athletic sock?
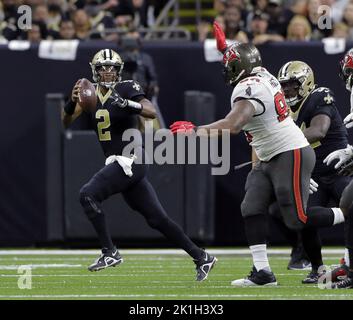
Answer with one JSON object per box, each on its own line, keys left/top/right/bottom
{"left": 345, "top": 248, "right": 350, "bottom": 267}
{"left": 89, "top": 214, "right": 115, "bottom": 250}
{"left": 332, "top": 208, "right": 345, "bottom": 225}
{"left": 250, "top": 244, "right": 271, "bottom": 272}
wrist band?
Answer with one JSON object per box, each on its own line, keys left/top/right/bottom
{"left": 64, "top": 99, "right": 76, "bottom": 115}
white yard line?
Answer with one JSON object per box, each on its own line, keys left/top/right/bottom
{"left": 0, "top": 294, "right": 351, "bottom": 299}
{"left": 0, "top": 264, "right": 82, "bottom": 270}
{"left": 0, "top": 249, "right": 345, "bottom": 255}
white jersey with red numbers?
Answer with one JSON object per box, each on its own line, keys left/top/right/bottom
{"left": 231, "top": 67, "right": 309, "bottom": 161}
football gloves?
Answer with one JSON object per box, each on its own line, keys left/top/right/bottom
{"left": 110, "top": 87, "right": 128, "bottom": 108}
{"left": 170, "top": 121, "right": 196, "bottom": 134}
{"left": 323, "top": 145, "right": 353, "bottom": 176}
{"left": 343, "top": 112, "right": 353, "bottom": 129}
{"left": 213, "top": 21, "right": 228, "bottom": 54}
{"left": 109, "top": 87, "right": 142, "bottom": 114}
{"left": 309, "top": 178, "right": 318, "bottom": 194}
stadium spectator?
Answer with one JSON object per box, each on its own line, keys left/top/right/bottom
{"left": 23, "top": 20, "right": 48, "bottom": 42}
{"left": 119, "top": 30, "right": 158, "bottom": 98}
{"left": 197, "top": 20, "right": 212, "bottom": 42}
{"left": 47, "top": 0, "right": 65, "bottom": 31}
{"left": 33, "top": 4, "right": 50, "bottom": 25}
{"left": 265, "top": 0, "right": 294, "bottom": 37}
{"left": 2, "top": 0, "right": 21, "bottom": 26}
{"left": 215, "top": 0, "right": 249, "bottom": 22}
{"left": 247, "top": 10, "right": 283, "bottom": 44}
{"left": 342, "top": 2, "right": 353, "bottom": 40}
{"left": 85, "top": 3, "right": 115, "bottom": 40}
{"left": 288, "top": 0, "right": 308, "bottom": 15}
{"left": 197, "top": 15, "right": 226, "bottom": 42}
{"left": 306, "top": 0, "right": 331, "bottom": 39}
{"left": 287, "top": 15, "right": 312, "bottom": 41}
{"left": 224, "top": 5, "right": 248, "bottom": 41}
{"left": 111, "top": 0, "right": 148, "bottom": 28}
{"left": 53, "top": 18, "right": 77, "bottom": 39}
{"left": 331, "top": 22, "right": 349, "bottom": 38}
{"left": 72, "top": 8, "right": 92, "bottom": 40}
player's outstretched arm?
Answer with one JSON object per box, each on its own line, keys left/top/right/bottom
{"left": 170, "top": 100, "right": 255, "bottom": 136}
{"left": 61, "top": 80, "right": 83, "bottom": 129}
{"left": 197, "top": 99, "right": 255, "bottom": 135}
{"left": 302, "top": 114, "right": 331, "bottom": 143}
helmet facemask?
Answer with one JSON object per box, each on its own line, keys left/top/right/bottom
{"left": 280, "top": 79, "right": 302, "bottom": 108}
{"left": 278, "top": 61, "right": 314, "bottom": 110}
{"left": 94, "top": 64, "right": 122, "bottom": 88}
{"left": 90, "top": 49, "right": 124, "bottom": 89}
{"left": 339, "top": 58, "right": 353, "bottom": 91}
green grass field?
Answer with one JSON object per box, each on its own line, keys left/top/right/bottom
{"left": 0, "top": 249, "right": 352, "bottom": 300}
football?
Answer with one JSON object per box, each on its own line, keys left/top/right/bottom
{"left": 78, "top": 78, "right": 97, "bottom": 112}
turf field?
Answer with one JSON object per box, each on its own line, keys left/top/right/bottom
{"left": 0, "top": 248, "right": 352, "bottom": 300}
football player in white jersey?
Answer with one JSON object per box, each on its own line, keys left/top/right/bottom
{"left": 321, "top": 48, "right": 353, "bottom": 288}
{"left": 170, "top": 22, "right": 319, "bottom": 286}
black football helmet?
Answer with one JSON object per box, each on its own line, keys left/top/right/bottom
{"left": 222, "top": 43, "right": 262, "bottom": 86}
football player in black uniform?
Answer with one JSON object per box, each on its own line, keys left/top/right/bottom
{"left": 273, "top": 61, "right": 349, "bottom": 283}
{"left": 61, "top": 49, "right": 217, "bottom": 281}
{"left": 322, "top": 49, "right": 353, "bottom": 288}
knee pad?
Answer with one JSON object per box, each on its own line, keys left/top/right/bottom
{"left": 79, "top": 186, "right": 102, "bottom": 219}
{"left": 240, "top": 199, "right": 266, "bottom": 218}
{"left": 275, "top": 187, "right": 292, "bottom": 208}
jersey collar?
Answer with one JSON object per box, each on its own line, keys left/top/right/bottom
{"left": 96, "top": 85, "right": 113, "bottom": 105}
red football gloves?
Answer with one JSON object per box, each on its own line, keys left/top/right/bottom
{"left": 213, "top": 21, "right": 228, "bottom": 54}
{"left": 170, "top": 121, "right": 196, "bottom": 134}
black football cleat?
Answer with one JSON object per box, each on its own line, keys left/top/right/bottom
{"left": 88, "top": 247, "right": 123, "bottom": 272}
{"left": 231, "top": 266, "right": 277, "bottom": 286}
{"left": 194, "top": 251, "right": 217, "bottom": 281}
{"left": 302, "top": 269, "right": 322, "bottom": 284}
{"left": 287, "top": 247, "right": 311, "bottom": 270}
{"left": 332, "top": 277, "right": 353, "bottom": 289}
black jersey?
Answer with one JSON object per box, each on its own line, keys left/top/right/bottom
{"left": 85, "top": 80, "right": 145, "bottom": 157}
{"left": 293, "top": 86, "right": 348, "bottom": 177}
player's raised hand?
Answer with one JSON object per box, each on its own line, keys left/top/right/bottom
{"left": 170, "top": 121, "right": 196, "bottom": 134}
{"left": 71, "top": 79, "right": 82, "bottom": 103}
{"left": 109, "top": 87, "right": 128, "bottom": 108}
{"left": 323, "top": 145, "right": 353, "bottom": 169}
{"left": 213, "top": 21, "right": 227, "bottom": 54}
{"left": 343, "top": 112, "right": 353, "bottom": 129}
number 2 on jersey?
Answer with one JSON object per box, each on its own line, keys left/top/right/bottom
{"left": 96, "top": 109, "right": 111, "bottom": 141}
{"left": 274, "top": 91, "right": 289, "bottom": 122}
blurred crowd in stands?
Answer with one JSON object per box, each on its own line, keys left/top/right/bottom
{"left": 0, "top": 0, "right": 353, "bottom": 43}
{"left": 197, "top": 0, "right": 352, "bottom": 44}
{"left": 0, "top": 0, "right": 167, "bottom": 42}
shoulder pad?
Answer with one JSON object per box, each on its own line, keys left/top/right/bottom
{"left": 239, "top": 76, "right": 261, "bottom": 85}
{"left": 311, "top": 87, "right": 335, "bottom": 105}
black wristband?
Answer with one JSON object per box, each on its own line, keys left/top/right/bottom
{"left": 64, "top": 99, "right": 76, "bottom": 115}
